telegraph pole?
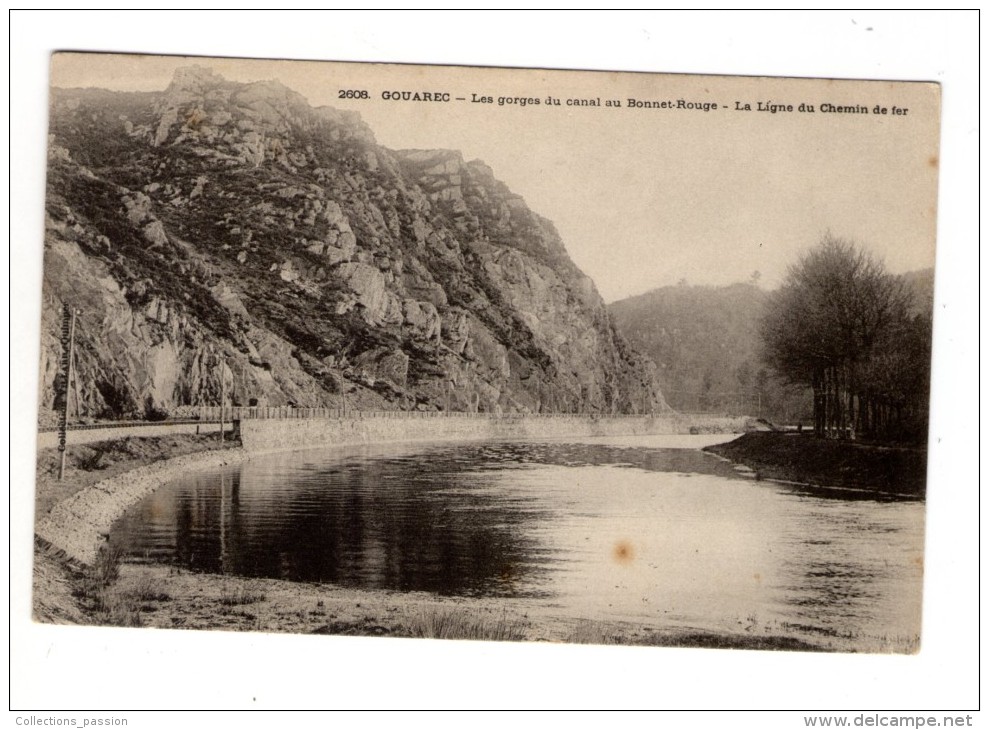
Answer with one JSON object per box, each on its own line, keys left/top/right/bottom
{"left": 219, "top": 354, "right": 226, "bottom": 444}
{"left": 336, "top": 371, "right": 347, "bottom": 416}
{"left": 199, "top": 349, "right": 206, "bottom": 425}
{"left": 57, "top": 307, "right": 78, "bottom": 480}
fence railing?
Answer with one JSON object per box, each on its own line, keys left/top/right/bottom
{"left": 38, "top": 418, "right": 216, "bottom": 433}
{"left": 41, "top": 407, "right": 680, "bottom": 431}
{"left": 194, "top": 406, "right": 671, "bottom": 421}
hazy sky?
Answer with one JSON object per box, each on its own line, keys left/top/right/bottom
{"left": 51, "top": 53, "right": 941, "bottom": 302}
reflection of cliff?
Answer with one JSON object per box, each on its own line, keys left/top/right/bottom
{"left": 40, "top": 66, "right": 666, "bottom": 424}
{"left": 114, "top": 451, "right": 547, "bottom": 596}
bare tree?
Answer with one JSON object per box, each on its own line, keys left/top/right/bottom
{"left": 760, "top": 234, "right": 920, "bottom": 441}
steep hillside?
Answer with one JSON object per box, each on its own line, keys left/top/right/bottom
{"left": 609, "top": 283, "right": 810, "bottom": 422}
{"left": 39, "top": 67, "right": 666, "bottom": 424}
{"left": 609, "top": 271, "right": 934, "bottom": 424}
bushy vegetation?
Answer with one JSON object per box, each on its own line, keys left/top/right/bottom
{"left": 71, "top": 544, "right": 144, "bottom": 627}
{"left": 51, "top": 165, "right": 237, "bottom": 343}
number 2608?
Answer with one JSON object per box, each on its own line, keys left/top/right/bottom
{"left": 339, "top": 90, "right": 370, "bottom": 99}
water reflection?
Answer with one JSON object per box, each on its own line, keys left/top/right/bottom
{"left": 123, "top": 452, "right": 556, "bottom": 596}
{"left": 111, "top": 437, "right": 925, "bottom": 647}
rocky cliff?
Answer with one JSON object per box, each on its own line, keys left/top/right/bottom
{"left": 39, "top": 66, "right": 667, "bottom": 424}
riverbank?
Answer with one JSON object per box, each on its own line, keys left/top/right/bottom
{"left": 35, "top": 422, "right": 915, "bottom": 652}
{"left": 35, "top": 435, "right": 248, "bottom": 565}
{"left": 704, "top": 432, "right": 928, "bottom": 499}
{"left": 35, "top": 433, "right": 241, "bottom": 518}
{"left": 33, "top": 434, "right": 249, "bottom": 625}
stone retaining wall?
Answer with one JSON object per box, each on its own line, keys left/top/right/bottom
{"left": 239, "top": 414, "right": 750, "bottom": 453}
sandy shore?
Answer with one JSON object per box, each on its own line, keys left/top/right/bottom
{"left": 62, "top": 557, "right": 830, "bottom": 651}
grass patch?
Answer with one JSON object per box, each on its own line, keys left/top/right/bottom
{"left": 127, "top": 573, "right": 172, "bottom": 602}
{"left": 405, "top": 607, "right": 528, "bottom": 642}
{"left": 92, "top": 543, "right": 123, "bottom": 585}
{"left": 71, "top": 544, "right": 143, "bottom": 627}
{"left": 565, "top": 620, "right": 627, "bottom": 646}
{"left": 219, "top": 585, "right": 267, "bottom": 606}
{"left": 90, "top": 589, "right": 144, "bottom": 627}
{"left": 34, "top": 433, "right": 242, "bottom": 518}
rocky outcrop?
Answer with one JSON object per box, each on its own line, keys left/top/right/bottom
{"left": 39, "top": 68, "right": 668, "bottom": 424}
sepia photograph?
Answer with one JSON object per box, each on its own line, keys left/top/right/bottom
{"left": 33, "top": 51, "right": 939, "bottom": 651}
{"left": 10, "top": 10, "right": 979, "bottom": 716}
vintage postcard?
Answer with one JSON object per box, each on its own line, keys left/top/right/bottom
{"left": 33, "top": 52, "right": 940, "bottom": 654}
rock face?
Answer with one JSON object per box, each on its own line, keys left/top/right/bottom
{"left": 38, "top": 68, "right": 668, "bottom": 423}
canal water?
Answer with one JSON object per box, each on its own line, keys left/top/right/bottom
{"left": 110, "top": 435, "right": 925, "bottom": 650}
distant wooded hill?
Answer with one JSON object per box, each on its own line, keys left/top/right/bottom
{"left": 608, "top": 270, "right": 934, "bottom": 425}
